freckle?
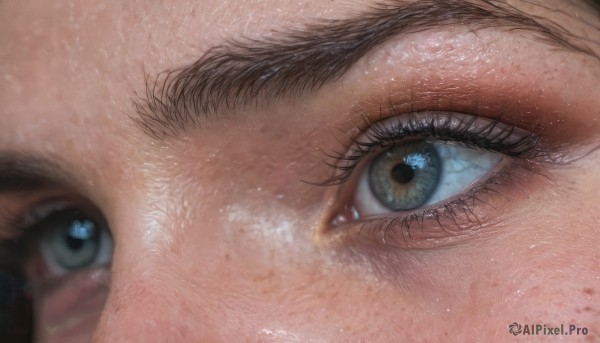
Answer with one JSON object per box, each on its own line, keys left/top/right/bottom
{"left": 583, "top": 288, "right": 594, "bottom": 295}
{"left": 575, "top": 308, "right": 581, "bottom": 314}
{"left": 224, "top": 253, "right": 230, "bottom": 260}
{"left": 583, "top": 306, "right": 592, "bottom": 312}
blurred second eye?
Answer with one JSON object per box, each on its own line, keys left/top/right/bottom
{"left": 27, "top": 208, "right": 113, "bottom": 280}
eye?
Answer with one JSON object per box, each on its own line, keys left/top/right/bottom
{"left": 0, "top": 203, "right": 114, "bottom": 340}
{"left": 322, "top": 112, "right": 540, "bottom": 227}
{"left": 24, "top": 206, "right": 113, "bottom": 280}
{"left": 356, "top": 139, "right": 503, "bottom": 216}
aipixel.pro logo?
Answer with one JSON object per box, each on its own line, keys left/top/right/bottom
{"left": 508, "top": 322, "right": 589, "bottom": 336}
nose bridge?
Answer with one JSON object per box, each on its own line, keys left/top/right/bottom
{"left": 89, "top": 189, "right": 308, "bottom": 341}
{"left": 92, "top": 263, "right": 220, "bottom": 342}
{"left": 93, "top": 263, "right": 172, "bottom": 341}
{"left": 87, "top": 173, "right": 246, "bottom": 341}
{"left": 91, "top": 211, "right": 218, "bottom": 342}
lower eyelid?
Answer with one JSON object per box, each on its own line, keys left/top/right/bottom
{"left": 323, "top": 159, "right": 545, "bottom": 249}
{"left": 34, "top": 266, "right": 110, "bottom": 334}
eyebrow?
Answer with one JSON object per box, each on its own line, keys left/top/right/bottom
{"left": 133, "top": 0, "right": 598, "bottom": 140}
{"left": 0, "top": 154, "right": 68, "bottom": 194}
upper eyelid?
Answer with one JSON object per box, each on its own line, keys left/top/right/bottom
{"left": 0, "top": 199, "right": 105, "bottom": 272}
{"left": 315, "top": 110, "right": 543, "bottom": 187}
{"left": 354, "top": 112, "right": 538, "bottom": 152}
{"left": 0, "top": 155, "right": 110, "bottom": 236}
{"left": 0, "top": 193, "right": 96, "bottom": 246}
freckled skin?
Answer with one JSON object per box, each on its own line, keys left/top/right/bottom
{"left": 0, "top": 0, "right": 599, "bottom": 342}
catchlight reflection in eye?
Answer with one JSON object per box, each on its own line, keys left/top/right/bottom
{"left": 355, "top": 140, "right": 503, "bottom": 217}
{"left": 368, "top": 140, "right": 441, "bottom": 211}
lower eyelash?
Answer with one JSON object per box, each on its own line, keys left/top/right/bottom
{"left": 347, "top": 160, "right": 547, "bottom": 248}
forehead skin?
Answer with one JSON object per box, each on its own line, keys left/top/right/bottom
{"left": 1, "top": 0, "right": 600, "bottom": 342}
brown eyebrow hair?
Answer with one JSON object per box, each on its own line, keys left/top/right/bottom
{"left": 0, "top": 154, "right": 71, "bottom": 195}
{"left": 133, "top": 0, "right": 598, "bottom": 140}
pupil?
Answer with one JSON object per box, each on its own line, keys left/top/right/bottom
{"left": 64, "top": 220, "right": 95, "bottom": 251}
{"left": 391, "top": 163, "right": 415, "bottom": 184}
{"left": 65, "top": 234, "right": 84, "bottom": 250}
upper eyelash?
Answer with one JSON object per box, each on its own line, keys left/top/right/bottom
{"left": 0, "top": 201, "right": 84, "bottom": 273}
{"left": 317, "top": 110, "right": 542, "bottom": 186}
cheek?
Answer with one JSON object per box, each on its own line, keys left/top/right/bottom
{"left": 492, "top": 278, "right": 600, "bottom": 338}
{"left": 455, "top": 234, "right": 600, "bottom": 339}
{"left": 108, "top": 186, "right": 431, "bottom": 340}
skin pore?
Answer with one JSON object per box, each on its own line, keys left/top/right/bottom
{"left": 0, "top": 0, "right": 599, "bottom": 342}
